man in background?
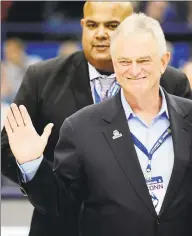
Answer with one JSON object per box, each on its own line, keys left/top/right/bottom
{"left": 1, "top": 2, "right": 192, "bottom": 236}
{"left": 5, "top": 12, "right": 192, "bottom": 236}
{"left": 2, "top": 38, "right": 42, "bottom": 103}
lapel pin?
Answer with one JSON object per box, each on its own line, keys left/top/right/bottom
{"left": 112, "top": 130, "right": 122, "bottom": 139}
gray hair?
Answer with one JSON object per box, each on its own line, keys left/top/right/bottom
{"left": 110, "top": 13, "right": 167, "bottom": 57}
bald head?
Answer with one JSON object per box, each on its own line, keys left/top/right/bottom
{"left": 81, "top": 1, "right": 133, "bottom": 72}
{"left": 83, "top": 2, "right": 133, "bottom": 20}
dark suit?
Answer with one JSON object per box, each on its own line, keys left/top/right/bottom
{"left": 20, "top": 90, "right": 192, "bottom": 236}
{"left": 1, "top": 51, "right": 192, "bottom": 236}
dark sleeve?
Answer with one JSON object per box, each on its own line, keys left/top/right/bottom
{"left": 161, "top": 66, "right": 192, "bottom": 100}
{"left": 1, "top": 65, "right": 39, "bottom": 183}
{"left": 174, "top": 72, "right": 192, "bottom": 100}
{"left": 20, "top": 118, "right": 86, "bottom": 217}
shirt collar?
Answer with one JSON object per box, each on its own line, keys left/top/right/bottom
{"left": 121, "top": 86, "right": 169, "bottom": 121}
{"left": 88, "top": 62, "right": 116, "bottom": 81}
{"left": 88, "top": 62, "right": 102, "bottom": 81}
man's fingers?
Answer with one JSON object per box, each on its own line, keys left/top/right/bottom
{"left": 4, "top": 118, "right": 13, "bottom": 137}
{"left": 19, "top": 105, "right": 33, "bottom": 127}
{"left": 6, "top": 107, "right": 18, "bottom": 131}
{"left": 41, "top": 123, "right": 54, "bottom": 143}
{"left": 10, "top": 103, "right": 25, "bottom": 127}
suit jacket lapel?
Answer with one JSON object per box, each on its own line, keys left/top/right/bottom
{"left": 70, "top": 51, "right": 93, "bottom": 109}
{"left": 159, "top": 93, "right": 192, "bottom": 216}
{"left": 102, "top": 93, "right": 157, "bottom": 217}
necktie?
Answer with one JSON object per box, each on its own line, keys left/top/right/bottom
{"left": 93, "top": 74, "right": 118, "bottom": 102}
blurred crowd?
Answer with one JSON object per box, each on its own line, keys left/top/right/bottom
{"left": 139, "top": 1, "right": 192, "bottom": 25}
{"left": 1, "top": 1, "right": 192, "bottom": 188}
{"left": 2, "top": 1, "right": 192, "bottom": 25}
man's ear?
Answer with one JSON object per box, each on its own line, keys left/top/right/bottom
{"left": 160, "top": 52, "right": 171, "bottom": 74}
{"left": 81, "top": 19, "right": 85, "bottom": 28}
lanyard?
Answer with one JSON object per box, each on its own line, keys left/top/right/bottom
{"left": 94, "top": 85, "right": 102, "bottom": 103}
{"left": 93, "top": 80, "right": 120, "bottom": 104}
{"left": 107, "top": 81, "right": 120, "bottom": 97}
{"left": 131, "top": 126, "right": 171, "bottom": 180}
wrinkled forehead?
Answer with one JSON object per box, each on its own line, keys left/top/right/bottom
{"left": 112, "top": 32, "right": 159, "bottom": 58}
{"left": 84, "top": 2, "right": 129, "bottom": 22}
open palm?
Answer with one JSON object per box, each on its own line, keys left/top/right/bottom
{"left": 4, "top": 104, "right": 53, "bottom": 164}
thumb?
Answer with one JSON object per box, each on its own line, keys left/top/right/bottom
{"left": 41, "top": 123, "right": 54, "bottom": 143}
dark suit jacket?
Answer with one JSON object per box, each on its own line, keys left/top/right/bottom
{"left": 20, "top": 90, "right": 192, "bottom": 236}
{"left": 1, "top": 51, "right": 192, "bottom": 236}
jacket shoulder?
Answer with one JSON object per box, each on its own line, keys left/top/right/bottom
{"left": 29, "top": 51, "right": 84, "bottom": 75}
{"left": 171, "top": 94, "right": 192, "bottom": 109}
{"left": 168, "top": 94, "right": 192, "bottom": 122}
{"left": 163, "top": 66, "right": 187, "bottom": 80}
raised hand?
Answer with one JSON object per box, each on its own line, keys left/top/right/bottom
{"left": 4, "top": 104, "right": 54, "bottom": 164}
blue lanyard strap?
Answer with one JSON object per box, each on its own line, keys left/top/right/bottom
{"left": 107, "top": 81, "right": 120, "bottom": 97}
{"left": 131, "top": 126, "right": 171, "bottom": 178}
{"left": 94, "top": 85, "right": 101, "bottom": 103}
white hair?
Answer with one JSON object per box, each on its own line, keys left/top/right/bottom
{"left": 110, "top": 12, "right": 167, "bottom": 57}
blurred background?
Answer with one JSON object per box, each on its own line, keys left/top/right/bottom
{"left": 1, "top": 1, "right": 192, "bottom": 235}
